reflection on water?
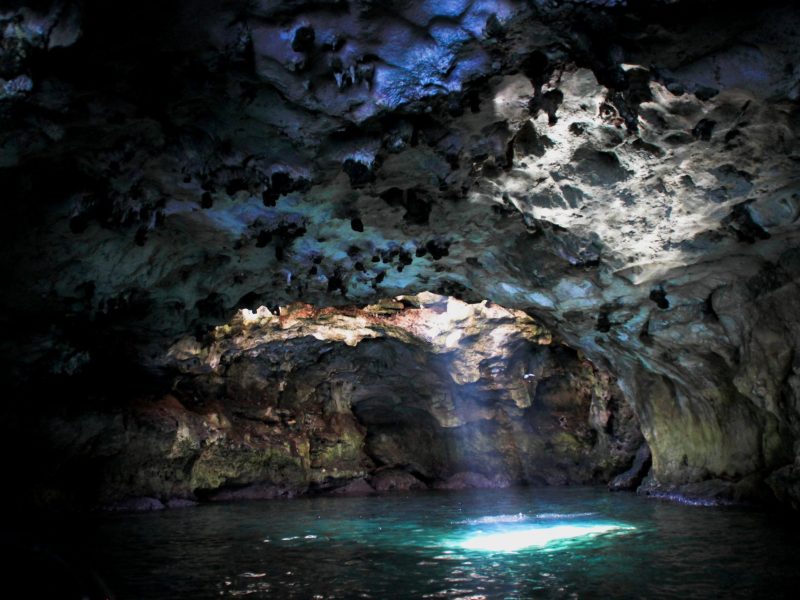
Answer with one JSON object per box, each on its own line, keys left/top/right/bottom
{"left": 455, "top": 523, "right": 632, "bottom": 552}
{"left": 13, "top": 487, "right": 800, "bottom": 599}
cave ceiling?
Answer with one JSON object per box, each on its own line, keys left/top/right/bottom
{"left": 2, "top": 0, "right": 800, "bottom": 506}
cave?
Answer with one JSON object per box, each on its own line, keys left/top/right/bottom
{"left": 2, "top": 0, "right": 800, "bottom": 598}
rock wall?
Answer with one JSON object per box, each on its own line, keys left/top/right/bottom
{"left": 1, "top": 1, "right": 800, "bottom": 508}
{"left": 18, "top": 295, "right": 641, "bottom": 508}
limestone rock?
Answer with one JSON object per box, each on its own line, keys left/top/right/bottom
{"left": 370, "top": 469, "right": 427, "bottom": 492}
{"left": 609, "top": 444, "right": 652, "bottom": 492}
{"left": 329, "top": 478, "right": 375, "bottom": 496}
{"left": 11, "top": 298, "right": 640, "bottom": 507}
{"left": 208, "top": 484, "right": 298, "bottom": 502}
{"left": 2, "top": 0, "right": 800, "bottom": 509}
{"left": 766, "top": 465, "right": 800, "bottom": 511}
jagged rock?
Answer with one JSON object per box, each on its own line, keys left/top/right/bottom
{"left": 2, "top": 0, "right": 800, "bottom": 509}
{"left": 328, "top": 478, "right": 375, "bottom": 496}
{"left": 208, "top": 484, "right": 299, "bottom": 502}
{"left": 766, "top": 465, "right": 800, "bottom": 511}
{"left": 16, "top": 296, "right": 639, "bottom": 506}
{"left": 609, "top": 444, "right": 652, "bottom": 492}
{"left": 370, "top": 469, "right": 427, "bottom": 492}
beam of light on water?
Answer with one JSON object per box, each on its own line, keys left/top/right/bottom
{"left": 456, "top": 523, "right": 632, "bottom": 552}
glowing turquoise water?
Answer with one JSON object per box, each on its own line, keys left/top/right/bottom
{"left": 39, "top": 487, "right": 800, "bottom": 598}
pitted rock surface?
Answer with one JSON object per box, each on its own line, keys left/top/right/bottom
{"left": 2, "top": 0, "right": 800, "bottom": 508}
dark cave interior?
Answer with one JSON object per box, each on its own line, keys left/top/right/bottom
{"left": 1, "top": 0, "right": 799, "bottom": 515}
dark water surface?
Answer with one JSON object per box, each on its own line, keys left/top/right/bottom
{"left": 15, "top": 487, "right": 800, "bottom": 599}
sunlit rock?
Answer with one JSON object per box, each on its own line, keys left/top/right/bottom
{"left": 11, "top": 295, "right": 640, "bottom": 506}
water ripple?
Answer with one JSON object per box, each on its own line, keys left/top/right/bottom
{"left": 457, "top": 513, "right": 528, "bottom": 525}
{"left": 75, "top": 486, "right": 800, "bottom": 599}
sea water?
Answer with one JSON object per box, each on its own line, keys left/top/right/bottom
{"left": 12, "top": 486, "right": 800, "bottom": 599}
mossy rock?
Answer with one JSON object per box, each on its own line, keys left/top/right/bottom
{"left": 190, "top": 444, "right": 307, "bottom": 491}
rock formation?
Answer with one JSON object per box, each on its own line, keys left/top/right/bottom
{"left": 1, "top": 0, "right": 799, "bottom": 509}
{"left": 15, "top": 294, "right": 642, "bottom": 507}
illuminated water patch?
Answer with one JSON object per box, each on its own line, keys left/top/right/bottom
{"left": 457, "top": 513, "right": 529, "bottom": 525}
{"left": 457, "top": 524, "right": 631, "bottom": 552}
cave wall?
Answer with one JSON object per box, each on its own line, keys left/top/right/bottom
{"left": 18, "top": 295, "right": 642, "bottom": 508}
{"left": 1, "top": 0, "right": 800, "bottom": 508}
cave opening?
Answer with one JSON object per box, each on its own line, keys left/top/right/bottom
{"left": 9, "top": 293, "right": 645, "bottom": 507}
{"left": 172, "top": 293, "right": 648, "bottom": 499}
